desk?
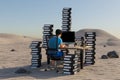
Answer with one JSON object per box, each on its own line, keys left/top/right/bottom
{"left": 60, "top": 46, "right": 91, "bottom": 50}
{"left": 43, "top": 46, "right": 91, "bottom": 69}
{"left": 60, "top": 46, "right": 90, "bottom": 69}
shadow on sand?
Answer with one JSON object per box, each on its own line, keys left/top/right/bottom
{"left": 0, "top": 62, "right": 67, "bottom": 79}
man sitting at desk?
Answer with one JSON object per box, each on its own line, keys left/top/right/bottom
{"left": 48, "top": 29, "right": 66, "bottom": 65}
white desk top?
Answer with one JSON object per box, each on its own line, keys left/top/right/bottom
{"left": 60, "top": 46, "right": 91, "bottom": 50}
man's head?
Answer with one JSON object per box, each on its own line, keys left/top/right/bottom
{"left": 56, "top": 29, "right": 62, "bottom": 36}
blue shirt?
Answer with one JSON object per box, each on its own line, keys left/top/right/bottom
{"left": 48, "top": 36, "right": 63, "bottom": 49}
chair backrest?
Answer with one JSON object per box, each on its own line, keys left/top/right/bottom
{"left": 46, "top": 35, "right": 58, "bottom": 56}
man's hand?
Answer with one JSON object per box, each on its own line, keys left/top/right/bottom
{"left": 60, "top": 44, "right": 68, "bottom": 48}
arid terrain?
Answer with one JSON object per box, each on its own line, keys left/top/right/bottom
{"left": 0, "top": 29, "right": 120, "bottom": 80}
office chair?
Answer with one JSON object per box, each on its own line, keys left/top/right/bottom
{"left": 45, "top": 35, "right": 63, "bottom": 72}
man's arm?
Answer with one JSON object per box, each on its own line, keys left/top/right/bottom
{"left": 58, "top": 37, "right": 67, "bottom": 48}
{"left": 60, "top": 44, "right": 66, "bottom": 48}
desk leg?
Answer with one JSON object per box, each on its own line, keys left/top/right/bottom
{"left": 80, "top": 49, "right": 83, "bottom": 69}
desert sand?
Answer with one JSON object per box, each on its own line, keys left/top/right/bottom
{"left": 0, "top": 29, "right": 120, "bottom": 80}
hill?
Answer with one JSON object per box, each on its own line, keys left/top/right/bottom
{"left": 75, "top": 29, "right": 120, "bottom": 46}
{"left": 76, "top": 29, "right": 118, "bottom": 39}
{"left": 0, "top": 33, "right": 40, "bottom": 44}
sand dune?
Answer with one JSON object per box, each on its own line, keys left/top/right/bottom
{"left": 0, "top": 33, "right": 39, "bottom": 44}
{"left": 76, "top": 29, "right": 120, "bottom": 46}
{"left": 76, "top": 29, "right": 119, "bottom": 38}
{"left": 0, "top": 30, "right": 120, "bottom": 80}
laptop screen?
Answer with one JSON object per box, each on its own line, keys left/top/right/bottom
{"left": 61, "top": 31, "right": 75, "bottom": 43}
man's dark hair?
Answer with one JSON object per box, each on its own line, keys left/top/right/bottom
{"left": 56, "top": 29, "right": 62, "bottom": 36}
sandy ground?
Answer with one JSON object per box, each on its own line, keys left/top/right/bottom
{"left": 0, "top": 33, "right": 120, "bottom": 80}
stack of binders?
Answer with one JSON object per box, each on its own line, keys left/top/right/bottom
{"left": 75, "top": 37, "right": 84, "bottom": 47}
{"left": 61, "top": 49, "right": 69, "bottom": 55}
{"left": 62, "top": 8, "right": 72, "bottom": 32}
{"left": 42, "top": 24, "right": 53, "bottom": 48}
{"left": 84, "top": 32, "right": 96, "bottom": 65}
{"left": 75, "top": 37, "right": 84, "bottom": 62}
{"left": 30, "top": 41, "right": 42, "bottom": 68}
{"left": 63, "top": 54, "right": 79, "bottom": 75}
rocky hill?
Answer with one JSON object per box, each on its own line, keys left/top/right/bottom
{"left": 0, "top": 33, "right": 40, "bottom": 44}
{"left": 75, "top": 29, "right": 120, "bottom": 46}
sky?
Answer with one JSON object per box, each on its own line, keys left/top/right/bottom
{"left": 0, "top": 0, "right": 120, "bottom": 38}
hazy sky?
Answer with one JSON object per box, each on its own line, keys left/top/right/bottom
{"left": 0, "top": 0, "right": 120, "bottom": 38}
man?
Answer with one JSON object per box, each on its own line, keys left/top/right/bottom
{"left": 48, "top": 29, "right": 66, "bottom": 57}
